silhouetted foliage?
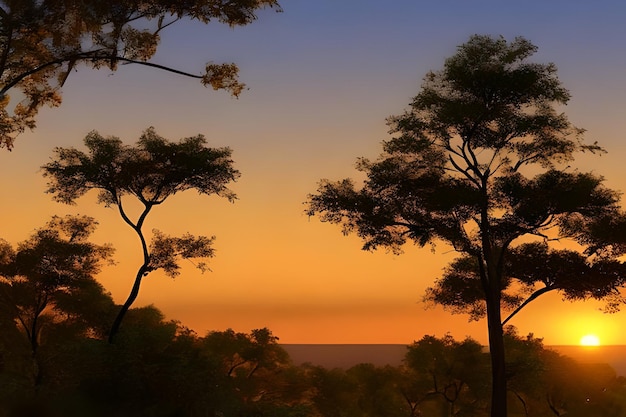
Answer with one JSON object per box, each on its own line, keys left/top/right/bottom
{"left": 0, "top": 215, "right": 114, "bottom": 412}
{"left": 346, "top": 363, "right": 409, "bottom": 417}
{"left": 203, "top": 327, "right": 289, "bottom": 379}
{"left": 41, "top": 127, "right": 240, "bottom": 342}
{"left": 0, "top": 0, "right": 281, "bottom": 148}
{"left": 0, "top": 216, "right": 113, "bottom": 351}
{"left": 200, "top": 327, "right": 313, "bottom": 415}
{"left": 304, "top": 365, "right": 359, "bottom": 417}
{"left": 306, "top": 34, "right": 626, "bottom": 417}
{"left": 426, "top": 242, "right": 626, "bottom": 325}
{"left": 405, "top": 334, "right": 490, "bottom": 416}
{"left": 1, "top": 309, "right": 625, "bottom": 417}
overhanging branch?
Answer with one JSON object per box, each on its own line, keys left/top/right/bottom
{"left": 501, "top": 286, "right": 554, "bottom": 326}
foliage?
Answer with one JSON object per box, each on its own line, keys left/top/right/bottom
{"left": 43, "top": 127, "right": 239, "bottom": 206}
{"left": 202, "top": 327, "right": 308, "bottom": 415}
{"left": 0, "top": 0, "right": 281, "bottom": 148}
{"left": 405, "top": 334, "right": 490, "bottom": 416}
{"left": 41, "top": 127, "right": 240, "bottom": 341}
{"left": 0, "top": 215, "right": 114, "bottom": 410}
{"left": 346, "top": 363, "right": 411, "bottom": 417}
{"left": 425, "top": 242, "right": 626, "bottom": 324}
{"left": 203, "top": 327, "right": 289, "bottom": 379}
{"left": 1, "top": 312, "right": 625, "bottom": 417}
{"left": 0, "top": 215, "right": 114, "bottom": 354}
{"left": 304, "top": 363, "right": 410, "bottom": 417}
{"left": 306, "top": 34, "right": 626, "bottom": 417}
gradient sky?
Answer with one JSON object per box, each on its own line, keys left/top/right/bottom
{"left": 2, "top": 0, "right": 626, "bottom": 345}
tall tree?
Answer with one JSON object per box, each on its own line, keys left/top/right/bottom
{"left": 306, "top": 35, "right": 626, "bottom": 417}
{"left": 42, "top": 127, "right": 240, "bottom": 342}
{"left": 0, "top": 0, "right": 281, "bottom": 148}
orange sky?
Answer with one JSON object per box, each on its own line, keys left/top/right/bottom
{"left": 2, "top": 1, "right": 626, "bottom": 345}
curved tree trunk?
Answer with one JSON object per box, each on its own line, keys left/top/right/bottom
{"left": 108, "top": 202, "right": 152, "bottom": 343}
{"left": 108, "top": 264, "right": 147, "bottom": 343}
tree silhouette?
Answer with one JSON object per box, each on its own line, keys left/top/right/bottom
{"left": 201, "top": 327, "right": 299, "bottom": 413}
{"left": 42, "top": 127, "right": 240, "bottom": 342}
{"left": 0, "top": 215, "right": 113, "bottom": 389}
{"left": 203, "top": 328, "right": 289, "bottom": 379}
{"left": 0, "top": 0, "right": 281, "bottom": 148}
{"left": 405, "top": 335, "right": 489, "bottom": 416}
{"left": 306, "top": 35, "right": 626, "bottom": 417}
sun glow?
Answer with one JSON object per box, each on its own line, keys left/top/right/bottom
{"left": 580, "top": 334, "right": 601, "bottom": 346}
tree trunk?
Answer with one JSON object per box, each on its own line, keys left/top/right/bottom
{"left": 486, "top": 288, "right": 507, "bottom": 417}
{"left": 108, "top": 265, "right": 147, "bottom": 343}
{"left": 478, "top": 181, "right": 507, "bottom": 417}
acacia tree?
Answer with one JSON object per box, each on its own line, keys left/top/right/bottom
{"left": 306, "top": 35, "right": 626, "bottom": 417}
{"left": 42, "top": 127, "right": 240, "bottom": 342}
{"left": 0, "top": 0, "right": 281, "bottom": 148}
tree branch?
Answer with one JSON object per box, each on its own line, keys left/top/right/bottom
{"left": 0, "top": 50, "right": 102, "bottom": 96}
{"left": 0, "top": 51, "right": 208, "bottom": 99}
{"left": 501, "top": 285, "right": 555, "bottom": 326}
{"left": 0, "top": 20, "right": 13, "bottom": 80}
{"left": 117, "top": 57, "right": 204, "bottom": 79}
{"left": 448, "top": 154, "right": 480, "bottom": 187}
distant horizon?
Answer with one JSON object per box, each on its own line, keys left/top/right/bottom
{"left": 280, "top": 342, "right": 626, "bottom": 348}
{"left": 280, "top": 344, "right": 626, "bottom": 376}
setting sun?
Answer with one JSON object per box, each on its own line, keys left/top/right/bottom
{"left": 580, "top": 334, "right": 601, "bottom": 346}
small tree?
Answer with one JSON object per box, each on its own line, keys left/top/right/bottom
{"left": 405, "top": 335, "right": 489, "bottom": 416}
{"left": 0, "top": 0, "right": 281, "bottom": 148}
{"left": 306, "top": 35, "right": 626, "bottom": 417}
{"left": 42, "top": 127, "right": 240, "bottom": 342}
{"left": 203, "top": 328, "right": 289, "bottom": 379}
{"left": 201, "top": 328, "right": 296, "bottom": 413}
{"left": 0, "top": 215, "right": 113, "bottom": 388}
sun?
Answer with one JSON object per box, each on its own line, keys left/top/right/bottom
{"left": 580, "top": 334, "right": 601, "bottom": 346}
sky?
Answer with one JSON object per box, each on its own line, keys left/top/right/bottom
{"left": 2, "top": 0, "right": 626, "bottom": 345}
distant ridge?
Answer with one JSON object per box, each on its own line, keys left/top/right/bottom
{"left": 282, "top": 344, "right": 406, "bottom": 369}
{"left": 281, "top": 344, "right": 626, "bottom": 376}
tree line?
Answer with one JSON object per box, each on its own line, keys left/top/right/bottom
{"left": 1, "top": 285, "right": 624, "bottom": 417}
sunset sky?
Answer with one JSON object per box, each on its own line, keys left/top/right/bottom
{"left": 2, "top": 0, "right": 626, "bottom": 345}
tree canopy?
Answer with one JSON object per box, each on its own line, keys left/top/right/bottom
{"left": 0, "top": 215, "right": 114, "bottom": 392}
{"left": 426, "top": 242, "right": 626, "bottom": 325}
{"left": 0, "top": 215, "right": 114, "bottom": 351}
{"left": 306, "top": 34, "right": 626, "bottom": 417}
{"left": 42, "top": 127, "right": 240, "bottom": 341}
{"left": 405, "top": 334, "right": 489, "bottom": 416}
{"left": 0, "top": 0, "right": 281, "bottom": 148}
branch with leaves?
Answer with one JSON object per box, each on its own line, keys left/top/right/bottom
{"left": 0, "top": 0, "right": 281, "bottom": 148}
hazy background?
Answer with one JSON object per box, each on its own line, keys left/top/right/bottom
{"left": 1, "top": 0, "right": 625, "bottom": 345}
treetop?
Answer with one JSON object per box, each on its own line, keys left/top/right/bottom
{"left": 308, "top": 35, "right": 619, "bottom": 256}
{"left": 42, "top": 127, "right": 240, "bottom": 207}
